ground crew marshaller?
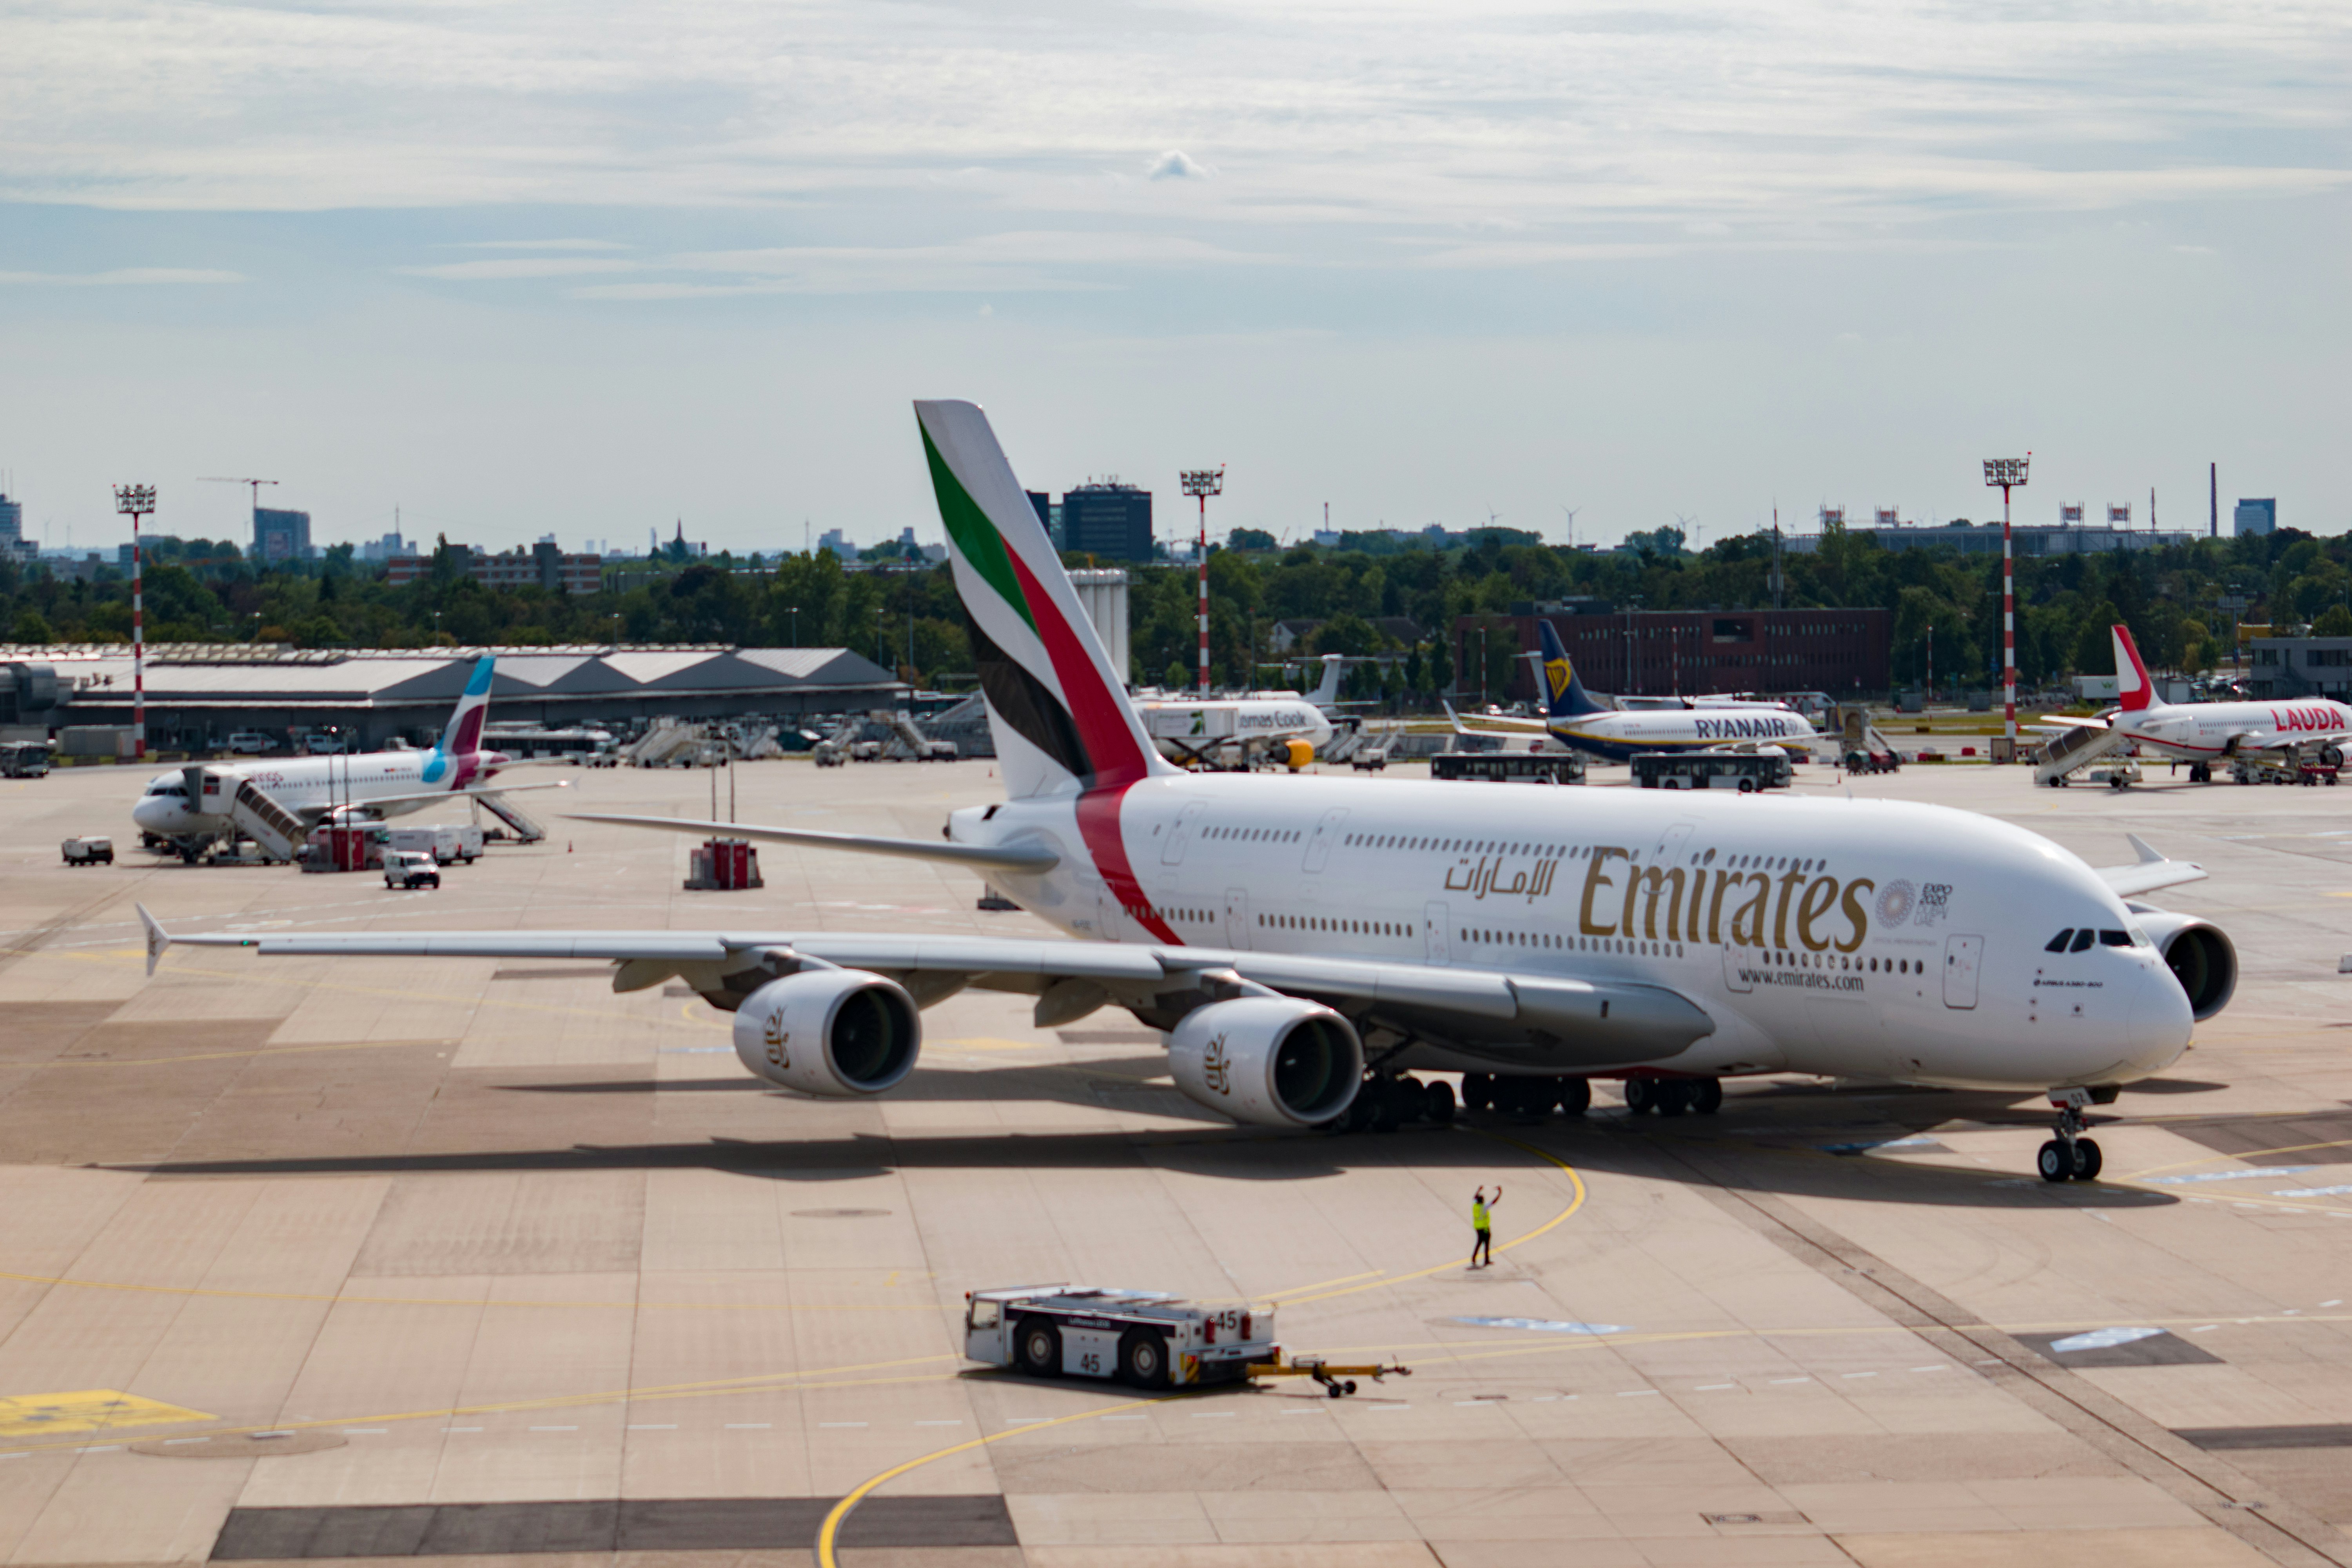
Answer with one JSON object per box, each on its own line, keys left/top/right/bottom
{"left": 1469, "top": 1185, "right": 1501, "bottom": 1268}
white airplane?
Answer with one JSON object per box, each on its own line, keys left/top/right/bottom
{"left": 1449, "top": 622, "right": 1829, "bottom": 763}
{"left": 142, "top": 401, "right": 2236, "bottom": 1183}
{"left": 2046, "top": 625, "right": 2352, "bottom": 784}
{"left": 1134, "top": 655, "right": 1345, "bottom": 769}
{"left": 130, "top": 657, "right": 565, "bottom": 860}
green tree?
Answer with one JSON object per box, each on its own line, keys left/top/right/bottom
{"left": 2313, "top": 604, "right": 2352, "bottom": 638}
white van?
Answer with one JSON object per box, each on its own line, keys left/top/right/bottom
{"left": 225, "top": 731, "right": 279, "bottom": 755}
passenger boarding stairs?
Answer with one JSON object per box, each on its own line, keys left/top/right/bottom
{"left": 872, "top": 709, "right": 955, "bottom": 761}
{"left": 228, "top": 779, "right": 305, "bottom": 863}
{"left": 2033, "top": 720, "right": 2124, "bottom": 786}
{"left": 471, "top": 791, "right": 549, "bottom": 843}
{"left": 626, "top": 719, "right": 704, "bottom": 769}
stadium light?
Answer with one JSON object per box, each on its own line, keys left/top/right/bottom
{"left": 113, "top": 485, "right": 156, "bottom": 761}
{"left": 1983, "top": 457, "right": 2030, "bottom": 754}
{"left": 1181, "top": 467, "right": 1225, "bottom": 695}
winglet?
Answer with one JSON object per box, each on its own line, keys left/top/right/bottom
{"left": 136, "top": 903, "right": 169, "bottom": 978}
{"left": 2127, "top": 833, "right": 2167, "bottom": 866}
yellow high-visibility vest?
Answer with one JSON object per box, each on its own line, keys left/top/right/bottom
{"left": 1472, "top": 1200, "right": 1490, "bottom": 1229}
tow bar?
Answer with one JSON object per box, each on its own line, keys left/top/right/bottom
{"left": 1244, "top": 1354, "right": 1413, "bottom": 1398}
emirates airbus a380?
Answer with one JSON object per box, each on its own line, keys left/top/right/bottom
{"left": 142, "top": 402, "right": 2237, "bottom": 1184}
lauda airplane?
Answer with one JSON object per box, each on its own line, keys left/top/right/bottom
{"left": 1451, "top": 620, "right": 1828, "bottom": 763}
{"left": 2053, "top": 624, "right": 2352, "bottom": 783}
{"left": 140, "top": 402, "right": 2236, "bottom": 1183}
{"left": 130, "top": 657, "right": 563, "bottom": 858}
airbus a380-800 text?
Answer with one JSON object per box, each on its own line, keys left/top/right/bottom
{"left": 142, "top": 401, "right": 2236, "bottom": 1184}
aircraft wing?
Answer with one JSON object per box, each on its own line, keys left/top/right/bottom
{"left": 2027, "top": 717, "right": 2110, "bottom": 733}
{"left": 1441, "top": 701, "right": 1548, "bottom": 736}
{"left": 562, "top": 812, "right": 1060, "bottom": 874}
{"left": 2234, "top": 731, "right": 2352, "bottom": 759}
{"left": 2096, "top": 834, "right": 2207, "bottom": 898}
{"left": 137, "top": 908, "right": 1714, "bottom": 1069}
{"left": 310, "top": 780, "right": 575, "bottom": 823}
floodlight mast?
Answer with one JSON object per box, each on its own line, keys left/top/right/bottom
{"left": 113, "top": 485, "right": 157, "bottom": 761}
{"left": 1181, "top": 467, "right": 1224, "bottom": 695}
{"left": 1983, "top": 456, "right": 2030, "bottom": 754}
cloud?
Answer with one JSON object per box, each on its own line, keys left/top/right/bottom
{"left": 0, "top": 268, "right": 241, "bottom": 286}
{"left": 1147, "top": 151, "right": 1210, "bottom": 182}
{"left": 399, "top": 258, "right": 640, "bottom": 280}
{"left": 451, "top": 239, "right": 632, "bottom": 252}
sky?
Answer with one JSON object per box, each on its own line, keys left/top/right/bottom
{"left": 2, "top": 0, "right": 2346, "bottom": 557}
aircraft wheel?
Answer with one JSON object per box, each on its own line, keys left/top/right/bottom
{"left": 1015, "top": 1318, "right": 1061, "bottom": 1376}
{"left": 1557, "top": 1078, "right": 1592, "bottom": 1116}
{"left": 1460, "top": 1072, "right": 1494, "bottom": 1112}
{"left": 2071, "top": 1138, "right": 2103, "bottom": 1181}
{"left": 1654, "top": 1081, "right": 1691, "bottom": 1117}
{"left": 1423, "top": 1079, "right": 1457, "bottom": 1125}
{"left": 2036, "top": 1140, "right": 2074, "bottom": 1183}
{"left": 1691, "top": 1079, "right": 1724, "bottom": 1115}
{"left": 1622, "top": 1078, "right": 1656, "bottom": 1116}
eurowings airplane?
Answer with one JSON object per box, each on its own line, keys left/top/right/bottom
{"left": 1451, "top": 621, "right": 1829, "bottom": 763}
{"left": 130, "top": 657, "right": 563, "bottom": 856}
{"left": 2048, "top": 625, "right": 2352, "bottom": 783}
{"left": 141, "top": 402, "right": 2236, "bottom": 1183}
{"left": 1134, "top": 655, "right": 1343, "bottom": 770}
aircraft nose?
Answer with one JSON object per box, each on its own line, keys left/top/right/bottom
{"left": 2127, "top": 955, "right": 2195, "bottom": 1075}
{"left": 132, "top": 800, "right": 171, "bottom": 830}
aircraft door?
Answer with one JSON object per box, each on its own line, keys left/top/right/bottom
{"left": 1424, "top": 902, "right": 1450, "bottom": 964}
{"left": 1942, "top": 934, "right": 1982, "bottom": 1009}
{"left": 1303, "top": 808, "right": 1349, "bottom": 872}
{"left": 1224, "top": 889, "right": 1251, "bottom": 950}
{"left": 1162, "top": 801, "right": 1206, "bottom": 866}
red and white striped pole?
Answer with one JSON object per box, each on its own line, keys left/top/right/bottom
{"left": 114, "top": 484, "right": 155, "bottom": 761}
{"left": 1984, "top": 457, "right": 2028, "bottom": 759}
{"left": 1181, "top": 467, "right": 1224, "bottom": 695}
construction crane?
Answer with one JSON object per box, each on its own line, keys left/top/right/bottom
{"left": 199, "top": 477, "right": 279, "bottom": 516}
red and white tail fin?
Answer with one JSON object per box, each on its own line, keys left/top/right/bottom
{"left": 916, "top": 400, "right": 1175, "bottom": 800}
{"left": 2111, "top": 624, "right": 2154, "bottom": 712}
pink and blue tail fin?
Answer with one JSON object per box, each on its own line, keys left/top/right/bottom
{"left": 436, "top": 656, "right": 497, "bottom": 756}
{"left": 916, "top": 400, "right": 1174, "bottom": 799}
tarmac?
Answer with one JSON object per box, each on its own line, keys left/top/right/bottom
{"left": 1, "top": 751, "right": 2349, "bottom": 1568}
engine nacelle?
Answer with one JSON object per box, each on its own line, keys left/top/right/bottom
{"left": 1281, "top": 739, "right": 1315, "bottom": 770}
{"left": 2133, "top": 909, "right": 2238, "bottom": 1021}
{"left": 731, "top": 969, "right": 921, "bottom": 1097}
{"left": 1168, "top": 997, "right": 1363, "bottom": 1128}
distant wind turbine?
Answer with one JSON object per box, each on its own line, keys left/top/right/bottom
{"left": 1560, "top": 504, "right": 1582, "bottom": 548}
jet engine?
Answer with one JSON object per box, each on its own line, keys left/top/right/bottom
{"left": 731, "top": 969, "right": 921, "bottom": 1097}
{"left": 1168, "top": 997, "right": 1363, "bottom": 1128}
{"left": 1282, "top": 739, "right": 1314, "bottom": 770}
{"left": 2132, "top": 909, "right": 2238, "bottom": 1020}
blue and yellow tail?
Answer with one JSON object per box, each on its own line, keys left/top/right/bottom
{"left": 1536, "top": 621, "right": 1607, "bottom": 719}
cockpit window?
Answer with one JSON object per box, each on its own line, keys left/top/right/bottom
{"left": 145, "top": 782, "right": 187, "bottom": 797}
{"left": 2097, "top": 929, "right": 2131, "bottom": 948}
{"left": 2045, "top": 930, "right": 2073, "bottom": 953}
{"left": 2070, "top": 929, "right": 2096, "bottom": 953}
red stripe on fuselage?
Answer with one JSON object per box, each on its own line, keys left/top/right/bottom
{"left": 1001, "top": 549, "right": 1178, "bottom": 945}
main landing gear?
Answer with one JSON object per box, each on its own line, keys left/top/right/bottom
{"left": 1334, "top": 1073, "right": 1457, "bottom": 1134}
{"left": 1622, "top": 1077, "right": 1723, "bottom": 1117}
{"left": 2037, "top": 1089, "right": 2103, "bottom": 1183}
{"left": 1458, "top": 1073, "right": 1592, "bottom": 1118}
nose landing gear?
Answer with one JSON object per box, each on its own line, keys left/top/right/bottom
{"left": 2037, "top": 1089, "right": 2103, "bottom": 1182}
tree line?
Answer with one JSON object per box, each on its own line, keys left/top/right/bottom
{"left": 0, "top": 524, "right": 2337, "bottom": 700}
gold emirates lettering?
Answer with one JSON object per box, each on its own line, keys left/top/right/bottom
{"left": 1570, "top": 847, "right": 1875, "bottom": 952}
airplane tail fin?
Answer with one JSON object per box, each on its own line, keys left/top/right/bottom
{"left": 436, "top": 657, "right": 496, "bottom": 755}
{"left": 1308, "top": 654, "right": 1345, "bottom": 710}
{"left": 1536, "top": 620, "right": 1607, "bottom": 718}
{"left": 916, "top": 400, "right": 1175, "bottom": 800}
{"left": 2111, "top": 624, "right": 2153, "bottom": 712}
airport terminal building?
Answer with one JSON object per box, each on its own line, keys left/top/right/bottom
{"left": 0, "top": 644, "right": 905, "bottom": 751}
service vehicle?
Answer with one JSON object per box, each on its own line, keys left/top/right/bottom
{"left": 387, "top": 824, "right": 483, "bottom": 864}
{"left": 224, "top": 731, "right": 280, "bottom": 755}
{"left": 964, "top": 1286, "right": 1277, "bottom": 1389}
{"left": 1350, "top": 744, "right": 1391, "bottom": 772}
{"left": 1632, "top": 748, "right": 1791, "bottom": 791}
{"left": 383, "top": 849, "right": 441, "bottom": 890}
{"left": 1, "top": 741, "right": 51, "bottom": 778}
{"left": 61, "top": 836, "right": 114, "bottom": 866}
{"left": 1429, "top": 750, "right": 1585, "bottom": 784}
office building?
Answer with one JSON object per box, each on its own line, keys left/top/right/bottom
{"left": 383, "top": 541, "right": 603, "bottom": 595}
{"left": 1463, "top": 607, "right": 1892, "bottom": 700}
{"left": 1059, "top": 482, "right": 1153, "bottom": 561}
{"left": 252, "top": 507, "right": 312, "bottom": 563}
{"left": 2235, "top": 498, "right": 2277, "bottom": 537}
{"left": 817, "top": 528, "right": 857, "bottom": 561}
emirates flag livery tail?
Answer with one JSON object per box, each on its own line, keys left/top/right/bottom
{"left": 918, "top": 400, "right": 1176, "bottom": 801}
{"left": 2112, "top": 624, "right": 2154, "bottom": 713}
